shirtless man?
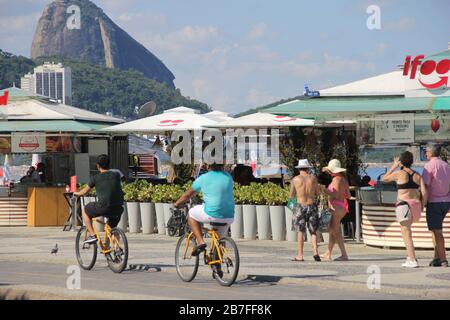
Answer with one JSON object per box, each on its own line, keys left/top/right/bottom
{"left": 289, "top": 159, "right": 321, "bottom": 262}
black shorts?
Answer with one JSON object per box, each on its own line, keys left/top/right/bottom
{"left": 426, "top": 202, "right": 450, "bottom": 231}
{"left": 85, "top": 202, "right": 124, "bottom": 228}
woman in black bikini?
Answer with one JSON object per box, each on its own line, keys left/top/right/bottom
{"left": 383, "top": 151, "right": 427, "bottom": 268}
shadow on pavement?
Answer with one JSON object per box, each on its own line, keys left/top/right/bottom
{"left": 348, "top": 257, "right": 404, "bottom": 262}
{"left": 125, "top": 264, "right": 170, "bottom": 273}
{"left": 236, "top": 274, "right": 337, "bottom": 286}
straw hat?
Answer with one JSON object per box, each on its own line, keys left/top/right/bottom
{"left": 322, "top": 159, "right": 346, "bottom": 174}
{"left": 295, "top": 159, "right": 312, "bottom": 169}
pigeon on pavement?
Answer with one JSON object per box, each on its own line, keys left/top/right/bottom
{"left": 51, "top": 244, "right": 58, "bottom": 255}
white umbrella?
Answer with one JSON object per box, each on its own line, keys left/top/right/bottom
{"left": 203, "top": 110, "right": 234, "bottom": 123}
{"left": 207, "top": 112, "right": 315, "bottom": 129}
{"left": 103, "top": 107, "right": 218, "bottom": 134}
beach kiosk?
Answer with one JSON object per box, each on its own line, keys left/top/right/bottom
{"left": 263, "top": 45, "right": 450, "bottom": 248}
{"left": 0, "top": 88, "right": 125, "bottom": 227}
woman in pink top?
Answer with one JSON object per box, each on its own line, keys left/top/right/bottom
{"left": 320, "top": 159, "right": 350, "bottom": 262}
{"left": 383, "top": 151, "right": 427, "bottom": 268}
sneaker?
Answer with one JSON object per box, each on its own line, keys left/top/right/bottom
{"left": 191, "top": 243, "right": 207, "bottom": 257}
{"left": 83, "top": 235, "right": 97, "bottom": 245}
{"left": 429, "top": 258, "right": 441, "bottom": 267}
{"left": 402, "top": 258, "right": 419, "bottom": 268}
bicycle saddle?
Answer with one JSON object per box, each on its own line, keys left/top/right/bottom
{"left": 208, "top": 222, "right": 228, "bottom": 227}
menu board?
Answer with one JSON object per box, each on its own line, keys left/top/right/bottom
{"left": 12, "top": 132, "right": 46, "bottom": 153}
{"left": 374, "top": 114, "right": 414, "bottom": 144}
{"left": 46, "top": 136, "right": 82, "bottom": 153}
{"left": 0, "top": 137, "right": 11, "bottom": 153}
{"left": 415, "top": 116, "right": 450, "bottom": 142}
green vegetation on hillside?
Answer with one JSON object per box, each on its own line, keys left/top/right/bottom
{"left": 234, "top": 96, "right": 303, "bottom": 117}
{"left": 0, "top": 50, "right": 209, "bottom": 117}
{"left": 0, "top": 50, "right": 35, "bottom": 89}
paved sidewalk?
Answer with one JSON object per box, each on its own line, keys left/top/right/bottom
{"left": 0, "top": 227, "right": 449, "bottom": 299}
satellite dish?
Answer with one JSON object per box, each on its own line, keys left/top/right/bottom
{"left": 138, "top": 101, "right": 157, "bottom": 118}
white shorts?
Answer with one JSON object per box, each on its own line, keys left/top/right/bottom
{"left": 189, "top": 205, "right": 234, "bottom": 237}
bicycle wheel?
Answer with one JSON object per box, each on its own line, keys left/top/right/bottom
{"left": 211, "top": 237, "right": 240, "bottom": 287}
{"left": 105, "top": 228, "right": 128, "bottom": 273}
{"left": 167, "top": 216, "right": 177, "bottom": 237}
{"left": 175, "top": 234, "right": 199, "bottom": 282}
{"left": 75, "top": 226, "right": 97, "bottom": 270}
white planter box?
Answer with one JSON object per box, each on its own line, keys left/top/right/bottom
{"left": 127, "top": 202, "right": 141, "bottom": 233}
{"left": 285, "top": 206, "right": 297, "bottom": 242}
{"left": 117, "top": 204, "right": 128, "bottom": 232}
{"left": 256, "top": 205, "right": 271, "bottom": 240}
{"left": 243, "top": 204, "right": 257, "bottom": 240}
{"left": 231, "top": 205, "right": 243, "bottom": 239}
{"left": 163, "top": 203, "right": 175, "bottom": 235}
{"left": 155, "top": 203, "right": 165, "bottom": 235}
{"left": 270, "top": 206, "right": 286, "bottom": 241}
{"left": 140, "top": 202, "right": 156, "bottom": 234}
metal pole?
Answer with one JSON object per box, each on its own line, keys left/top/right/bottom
{"left": 70, "top": 196, "right": 77, "bottom": 232}
{"left": 355, "top": 199, "right": 361, "bottom": 243}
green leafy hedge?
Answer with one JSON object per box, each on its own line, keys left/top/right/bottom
{"left": 234, "top": 183, "right": 288, "bottom": 206}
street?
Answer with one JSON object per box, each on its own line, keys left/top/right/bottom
{"left": 1, "top": 227, "right": 449, "bottom": 300}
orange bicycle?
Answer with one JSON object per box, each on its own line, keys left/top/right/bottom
{"left": 175, "top": 221, "right": 240, "bottom": 287}
{"left": 75, "top": 217, "right": 128, "bottom": 273}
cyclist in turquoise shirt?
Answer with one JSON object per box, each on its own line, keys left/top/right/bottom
{"left": 175, "top": 163, "right": 235, "bottom": 256}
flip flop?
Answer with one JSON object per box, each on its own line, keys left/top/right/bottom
{"left": 291, "top": 257, "right": 304, "bottom": 262}
{"left": 313, "top": 255, "right": 321, "bottom": 262}
{"left": 334, "top": 256, "right": 349, "bottom": 261}
{"left": 320, "top": 255, "right": 332, "bottom": 261}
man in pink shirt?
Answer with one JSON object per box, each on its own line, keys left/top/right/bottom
{"left": 423, "top": 144, "right": 450, "bottom": 267}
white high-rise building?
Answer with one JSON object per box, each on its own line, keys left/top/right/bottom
{"left": 26, "top": 62, "right": 72, "bottom": 105}
{"left": 20, "top": 73, "right": 35, "bottom": 94}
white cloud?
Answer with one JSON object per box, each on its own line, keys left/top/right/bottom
{"left": 0, "top": 13, "right": 40, "bottom": 30}
{"left": 384, "top": 17, "right": 416, "bottom": 32}
{"left": 247, "top": 23, "right": 270, "bottom": 41}
{"left": 246, "top": 89, "right": 276, "bottom": 107}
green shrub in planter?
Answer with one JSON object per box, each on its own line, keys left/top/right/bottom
{"left": 234, "top": 183, "right": 243, "bottom": 204}
{"left": 123, "top": 182, "right": 140, "bottom": 202}
{"left": 77, "top": 183, "right": 96, "bottom": 197}
{"left": 262, "top": 183, "right": 288, "bottom": 206}
{"left": 137, "top": 184, "right": 154, "bottom": 203}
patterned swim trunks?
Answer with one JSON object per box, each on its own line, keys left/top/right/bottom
{"left": 291, "top": 204, "right": 319, "bottom": 234}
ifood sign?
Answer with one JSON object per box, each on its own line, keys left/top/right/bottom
{"left": 403, "top": 55, "right": 450, "bottom": 90}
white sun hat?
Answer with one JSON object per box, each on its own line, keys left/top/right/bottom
{"left": 295, "top": 159, "right": 313, "bottom": 169}
{"left": 322, "top": 159, "right": 347, "bottom": 173}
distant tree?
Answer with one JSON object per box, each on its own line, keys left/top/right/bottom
{"left": 0, "top": 50, "right": 210, "bottom": 117}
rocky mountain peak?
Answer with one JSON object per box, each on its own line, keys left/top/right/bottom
{"left": 31, "top": 0, "right": 175, "bottom": 88}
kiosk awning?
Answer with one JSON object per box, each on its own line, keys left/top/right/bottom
{"left": 262, "top": 96, "right": 450, "bottom": 120}
{"left": 0, "top": 120, "right": 114, "bottom": 132}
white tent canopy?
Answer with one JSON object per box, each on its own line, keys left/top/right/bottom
{"left": 207, "top": 112, "right": 315, "bottom": 128}
{"left": 320, "top": 71, "right": 405, "bottom": 97}
{"left": 163, "top": 106, "right": 199, "bottom": 114}
{"left": 203, "top": 110, "right": 234, "bottom": 123}
{"left": 3, "top": 98, "right": 123, "bottom": 123}
{"left": 103, "top": 106, "right": 218, "bottom": 133}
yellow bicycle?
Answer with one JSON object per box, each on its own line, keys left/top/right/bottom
{"left": 75, "top": 217, "right": 128, "bottom": 273}
{"left": 175, "top": 222, "right": 240, "bottom": 287}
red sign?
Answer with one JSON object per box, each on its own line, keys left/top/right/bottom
{"left": 157, "top": 119, "right": 185, "bottom": 127}
{"left": 403, "top": 55, "right": 450, "bottom": 89}
{"left": 18, "top": 136, "right": 40, "bottom": 152}
{"left": 273, "top": 116, "right": 296, "bottom": 122}
{"left": 70, "top": 176, "right": 77, "bottom": 192}
{"left": 0, "top": 91, "right": 8, "bottom": 105}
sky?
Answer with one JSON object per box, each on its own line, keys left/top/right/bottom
{"left": 1, "top": 0, "right": 449, "bottom": 114}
